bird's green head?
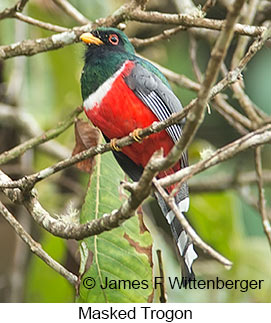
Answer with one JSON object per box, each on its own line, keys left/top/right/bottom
{"left": 80, "top": 27, "right": 135, "bottom": 61}
{"left": 80, "top": 27, "right": 136, "bottom": 99}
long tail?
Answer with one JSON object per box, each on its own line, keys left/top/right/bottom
{"left": 155, "top": 183, "right": 198, "bottom": 279}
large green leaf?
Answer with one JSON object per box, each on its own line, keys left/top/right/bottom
{"left": 77, "top": 150, "right": 153, "bottom": 302}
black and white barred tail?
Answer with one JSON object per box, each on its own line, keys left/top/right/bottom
{"left": 155, "top": 185, "right": 198, "bottom": 279}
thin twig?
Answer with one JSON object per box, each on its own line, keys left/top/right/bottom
{"left": 158, "top": 124, "right": 271, "bottom": 189}
{"left": 0, "top": 200, "right": 78, "bottom": 285}
{"left": 168, "top": 0, "right": 246, "bottom": 198}
{"left": 254, "top": 147, "right": 271, "bottom": 246}
{"left": 213, "top": 98, "right": 249, "bottom": 135}
{"left": 0, "top": 103, "right": 70, "bottom": 161}
{"left": 189, "top": 169, "right": 271, "bottom": 193}
{"left": 189, "top": 33, "right": 203, "bottom": 83}
{"left": 156, "top": 250, "right": 167, "bottom": 303}
{"left": 128, "top": 8, "right": 266, "bottom": 37}
{"left": 0, "top": 0, "right": 29, "bottom": 20}
{"left": 52, "top": 0, "right": 90, "bottom": 25}
{"left": 231, "top": 82, "right": 263, "bottom": 126}
{"left": 1, "top": 7, "right": 268, "bottom": 59}
{"left": 153, "top": 178, "right": 233, "bottom": 268}
{"left": 14, "top": 12, "right": 68, "bottom": 32}
{"left": 202, "top": 0, "right": 217, "bottom": 13}
{"left": 131, "top": 26, "right": 186, "bottom": 48}
{"left": 1, "top": 127, "right": 271, "bottom": 241}
{"left": 0, "top": 36, "right": 269, "bottom": 190}
{"left": 231, "top": 0, "right": 260, "bottom": 69}
{"left": 189, "top": 34, "right": 203, "bottom": 83}
{"left": 214, "top": 95, "right": 252, "bottom": 130}
{"left": 0, "top": 106, "right": 82, "bottom": 165}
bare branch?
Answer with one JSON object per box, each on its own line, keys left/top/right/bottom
{"left": 214, "top": 95, "right": 252, "bottom": 131}
{"left": 156, "top": 250, "right": 167, "bottom": 303}
{"left": 52, "top": 0, "right": 90, "bottom": 25}
{"left": 0, "top": 106, "right": 82, "bottom": 165}
{"left": 158, "top": 125, "right": 271, "bottom": 189}
{"left": 1, "top": 6, "right": 269, "bottom": 60}
{"left": 128, "top": 8, "right": 266, "bottom": 37}
{"left": 231, "top": 0, "right": 260, "bottom": 69}
{"left": 162, "top": 0, "right": 246, "bottom": 194}
{"left": 0, "top": 200, "right": 78, "bottom": 285}
{"left": 20, "top": 150, "right": 161, "bottom": 240}
{"left": 13, "top": 12, "right": 68, "bottom": 32}
{"left": 255, "top": 147, "right": 271, "bottom": 246}
{"left": 189, "top": 170, "right": 271, "bottom": 193}
{"left": 153, "top": 178, "right": 233, "bottom": 268}
{"left": 3, "top": 124, "right": 268, "bottom": 251}
{"left": 1, "top": 27, "right": 269, "bottom": 191}
{"left": 0, "top": 0, "right": 29, "bottom": 20}
{"left": 189, "top": 34, "right": 203, "bottom": 83}
{"left": 0, "top": 25, "right": 88, "bottom": 59}
{"left": 130, "top": 26, "right": 186, "bottom": 48}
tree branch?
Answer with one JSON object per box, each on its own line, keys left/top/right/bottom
{"left": 52, "top": 0, "right": 90, "bottom": 25}
{"left": 156, "top": 249, "right": 167, "bottom": 303}
{"left": 189, "top": 170, "right": 271, "bottom": 193}
{"left": 255, "top": 147, "right": 271, "bottom": 246}
{"left": 13, "top": 12, "right": 68, "bottom": 32}
{"left": 160, "top": 0, "right": 246, "bottom": 197}
{"left": 1, "top": 28, "right": 269, "bottom": 190}
{"left": 153, "top": 178, "right": 233, "bottom": 268}
{"left": 1, "top": 6, "right": 269, "bottom": 60}
{"left": 1, "top": 148, "right": 161, "bottom": 240}
{"left": 128, "top": 8, "right": 266, "bottom": 37}
{"left": 0, "top": 200, "right": 78, "bottom": 285}
{"left": 0, "top": 106, "right": 82, "bottom": 165}
{"left": 0, "top": 0, "right": 29, "bottom": 20}
{"left": 158, "top": 125, "right": 271, "bottom": 189}
{"left": 130, "top": 25, "right": 186, "bottom": 48}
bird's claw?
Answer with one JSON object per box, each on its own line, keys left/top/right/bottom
{"left": 110, "top": 138, "right": 122, "bottom": 152}
{"left": 130, "top": 128, "right": 143, "bottom": 143}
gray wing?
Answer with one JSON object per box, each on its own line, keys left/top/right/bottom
{"left": 124, "top": 61, "right": 188, "bottom": 167}
{"left": 125, "top": 62, "right": 197, "bottom": 278}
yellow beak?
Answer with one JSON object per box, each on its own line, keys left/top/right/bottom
{"left": 80, "top": 32, "right": 104, "bottom": 46}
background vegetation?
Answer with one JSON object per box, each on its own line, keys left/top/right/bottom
{"left": 0, "top": 0, "right": 270, "bottom": 302}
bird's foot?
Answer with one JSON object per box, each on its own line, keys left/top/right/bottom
{"left": 110, "top": 138, "right": 122, "bottom": 152}
{"left": 130, "top": 128, "right": 144, "bottom": 143}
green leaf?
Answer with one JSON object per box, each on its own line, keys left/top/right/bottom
{"left": 77, "top": 151, "right": 153, "bottom": 303}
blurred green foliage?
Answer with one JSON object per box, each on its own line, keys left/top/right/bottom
{"left": 0, "top": 0, "right": 270, "bottom": 303}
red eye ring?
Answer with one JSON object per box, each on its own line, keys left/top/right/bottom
{"left": 109, "top": 34, "right": 119, "bottom": 45}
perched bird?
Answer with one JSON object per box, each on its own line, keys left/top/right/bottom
{"left": 80, "top": 27, "right": 198, "bottom": 278}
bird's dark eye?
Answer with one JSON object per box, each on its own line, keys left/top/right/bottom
{"left": 109, "top": 34, "right": 119, "bottom": 45}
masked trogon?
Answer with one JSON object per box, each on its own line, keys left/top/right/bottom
{"left": 80, "top": 27, "right": 198, "bottom": 279}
